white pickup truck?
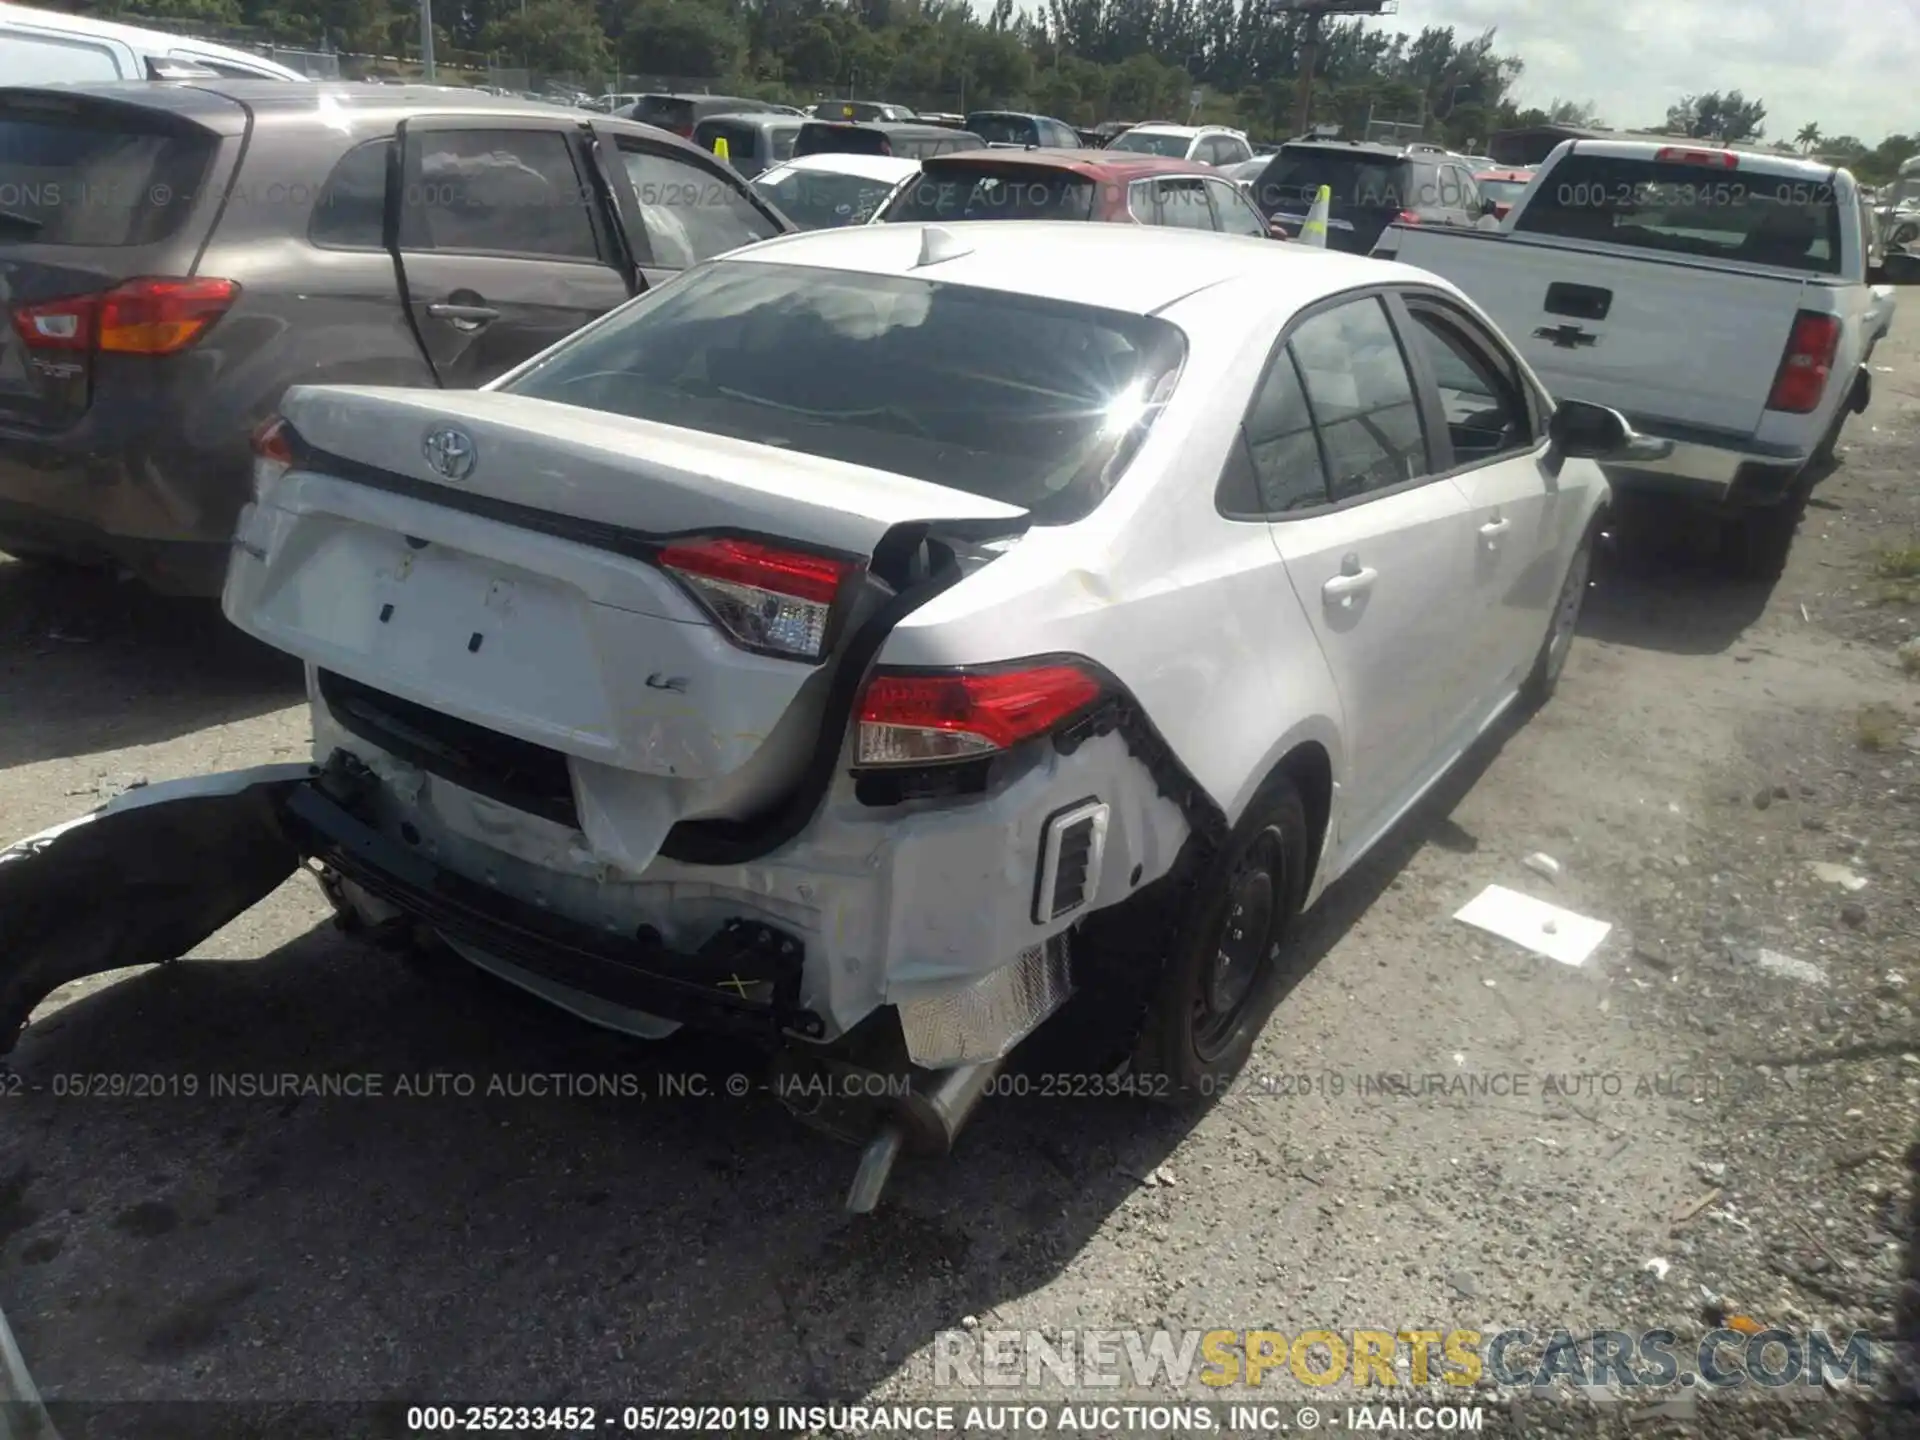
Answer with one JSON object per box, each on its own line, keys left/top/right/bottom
{"left": 1375, "top": 139, "right": 1898, "bottom": 577}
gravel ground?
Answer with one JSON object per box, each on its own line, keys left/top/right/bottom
{"left": 0, "top": 327, "right": 1917, "bottom": 1440}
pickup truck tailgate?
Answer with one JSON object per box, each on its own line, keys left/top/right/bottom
{"left": 1413, "top": 234, "right": 1810, "bottom": 436}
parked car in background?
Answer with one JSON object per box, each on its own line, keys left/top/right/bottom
{"left": 793, "top": 120, "right": 983, "bottom": 161}
{"left": 1247, "top": 140, "right": 1494, "bottom": 250}
{"left": 875, "top": 150, "right": 1271, "bottom": 238}
{"left": 1472, "top": 166, "right": 1534, "bottom": 220}
{"left": 964, "top": 111, "right": 1082, "bottom": 148}
{"left": 1103, "top": 123, "right": 1254, "bottom": 167}
{"left": 623, "top": 93, "right": 791, "bottom": 138}
{"left": 0, "top": 0, "right": 312, "bottom": 82}
{"left": 692, "top": 113, "right": 804, "bottom": 178}
{"left": 810, "top": 99, "right": 917, "bottom": 123}
{"left": 1224, "top": 156, "right": 1270, "bottom": 184}
{"left": 750, "top": 153, "right": 920, "bottom": 229}
{"left": 588, "top": 92, "right": 644, "bottom": 113}
{"left": 0, "top": 81, "right": 790, "bottom": 593}
{"left": 1377, "top": 139, "right": 1898, "bottom": 578}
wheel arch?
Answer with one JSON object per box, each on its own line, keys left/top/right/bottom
{"left": 1226, "top": 718, "right": 1344, "bottom": 897}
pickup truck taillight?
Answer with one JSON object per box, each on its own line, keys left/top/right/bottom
{"left": 1766, "top": 311, "right": 1841, "bottom": 414}
{"left": 855, "top": 662, "right": 1103, "bottom": 766}
{"left": 9, "top": 277, "right": 238, "bottom": 357}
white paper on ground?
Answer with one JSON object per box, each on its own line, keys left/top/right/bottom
{"left": 1454, "top": 884, "right": 1612, "bottom": 968}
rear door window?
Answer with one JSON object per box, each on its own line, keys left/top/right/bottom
{"left": 1515, "top": 152, "right": 1842, "bottom": 273}
{"left": 1205, "top": 178, "right": 1268, "bottom": 237}
{"left": 1400, "top": 297, "right": 1535, "bottom": 463}
{"left": 0, "top": 110, "right": 215, "bottom": 245}
{"left": 618, "top": 144, "right": 779, "bottom": 267}
{"left": 697, "top": 118, "right": 759, "bottom": 162}
{"left": 309, "top": 138, "right": 389, "bottom": 249}
{"left": 1288, "top": 297, "right": 1430, "bottom": 501}
{"left": 1153, "top": 178, "right": 1215, "bottom": 230}
{"left": 881, "top": 167, "right": 1096, "bottom": 222}
{"left": 404, "top": 128, "right": 599, "bottom": 260}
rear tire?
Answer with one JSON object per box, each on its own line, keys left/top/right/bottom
{"left": 1132, "top": 778, "right": 1309, "bottom": 1101}
{"left": 1718, "top": 496, "right": 1803, "bottom": 582}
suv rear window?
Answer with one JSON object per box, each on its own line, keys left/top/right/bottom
{"left": 967, "top": 114, "right": 1037, "bottom": 146}
{"left": 632, "top": 96, "right": 695, "bottom": 133}
{"left": 1514, "top": 153, "right": 1842, "bottom": 274}
{"left": 1250, "top": 149, "right": 1412, "bottom": 213}
{"left": 794, "top": 123, "right": 890, "bottom": 158}
{"left": 696, "top": 118, "right": 761, "bottom": 160}
{"left": 0, "top": 111, "right": 216, "bottom": 246}
{"left": 502, "top": 260, "right": 1186, "bottom": 524}
{"left": 880, "top": 166, "right": 1096, "bottom": 222}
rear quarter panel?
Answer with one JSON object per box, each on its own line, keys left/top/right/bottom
{"left": 875, "top": 274, "right": 1349, "bottom": 843}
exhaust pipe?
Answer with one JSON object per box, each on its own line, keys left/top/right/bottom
{"left": 839, "top": 1059, "right": 1004, "bottom": 1214}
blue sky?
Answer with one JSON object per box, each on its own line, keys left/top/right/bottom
{"left": 1378, "top": 0, "right": 1919, "bottom": 143}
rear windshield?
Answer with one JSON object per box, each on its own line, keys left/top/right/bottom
{"left": 1106, "top": 131, "right": 1190, "bottom": 158}
{"left": 1515, "top": 154, "right": 1843, "bottom": 273}
{"left": 967, "top": 115, "right": 1036, "bottom": 146}
{"left": 751, "top": 168, "right": 901, "bottom": 229}
{"left": 795, "top": 125, "right": 889, "bottom": 158}
{"left": 0, "top": 111, "right": 216, "bottom": 246}
{"left": 1250, "top": 150, "right": 1412, "bottom": 213}
{"left": 632, "top": 97, "right": 694, "bottom": 131}
{"left": 1477, "top": 178, "right": 1530, "bottom": 204}
{"left": 501, "top": 260, "right": 1186, "bottom": 523}
{"left": 880, "top": 168, "right": 1096, "bottom": 222}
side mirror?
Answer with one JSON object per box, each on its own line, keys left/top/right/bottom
{"left": 1547, "top": 399, "right": 1633, "bottom": 460}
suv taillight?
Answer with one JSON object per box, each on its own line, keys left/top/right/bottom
{"left": 1766, "top": 311, "right": 1841, "bottom": 414}
{"left": 9, "top": 277, "right": 238, "bottom": 357}
{"left": 1395, "top": 210, "right": 1421, "bottom": 224}
{"left": 855, "top": 662, "right": 1104, "bottom": 766}
{"left": 657, "top": 536, "right": 861, "bottom": 661}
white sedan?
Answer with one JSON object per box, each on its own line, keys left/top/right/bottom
{"left": 749, "top": 153, "right": 922, "bottom": 229}
{"left": 0, "top": 223, "right": 1627, "bottom": 1209}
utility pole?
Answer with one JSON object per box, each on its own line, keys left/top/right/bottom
{"left": 419, "top": 0, "right": 435, "bottom": 81}
{"left": 1292, "top": 13, "right": 1319, "bottom": 137}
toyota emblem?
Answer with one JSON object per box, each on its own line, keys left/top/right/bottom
{"left": 422, "top": 426, "right": 476, "bottom": 481}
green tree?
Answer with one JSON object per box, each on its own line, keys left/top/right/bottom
{"left": 621, "top": 0, "right": 745, "bottom": 78}
{"left": 481, "top": 0, "right": 611, "bottom": 73}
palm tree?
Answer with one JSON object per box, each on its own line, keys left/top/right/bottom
{"left": 1795, "top": 121, "right": 1821, "bottom": 153}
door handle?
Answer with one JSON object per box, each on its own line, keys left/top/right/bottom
{"left": 1479, "top": 517, "right": 1512, "bottom": 539}
{"left": 1322, "top": 567, "right": 1377, "bottom": 603}
{"left": 426, "top": 302, "right": 500, "bottom": 331}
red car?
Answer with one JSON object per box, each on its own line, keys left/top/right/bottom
{"left": 1474, "top": 167, "right": 1535, "bottom": 220}
{"left": 875, "top": 148, "right": 1276, "bottom": 237}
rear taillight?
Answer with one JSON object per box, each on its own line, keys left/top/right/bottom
{"left": 250, "top": 414, "right": 296, "bottom": 497}
{"left": 657, "top": 536, "right": 860, "bottom": 660}
{"left": 1766, "top": 311, "right": 1841, "bottom": 414}
{"left": 9, "top": 277, "right": 237, "bottom": 357}
{"left": 1493, "top": 201, "right": 1512, "bottom": 219}
{"left": 855, "top": 663, "right": 1104, "bottom": 766}
{"left": 1655, "top": 146, "right": 1738, "bottom": 169}
{"left": 1395, "top": 210, "right": 1421, "bottom": 224}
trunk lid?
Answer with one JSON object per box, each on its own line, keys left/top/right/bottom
{"left": 227, "top": 386, "right": 1024, "bottom": 866}
{"left": 0, "top": 89, "right": 238, "bottom": 430}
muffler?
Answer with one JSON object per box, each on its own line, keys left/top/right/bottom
{"left": 769, "top": 1050, "right": 1004, "bottom": 1213}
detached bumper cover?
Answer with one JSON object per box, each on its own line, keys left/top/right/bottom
{"left": 0, "top": 765, "right": 310, "bottom": 1054}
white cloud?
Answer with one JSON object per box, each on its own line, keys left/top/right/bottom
{"left": 1379, "top": 0, "right": 1920, "bottom": 143}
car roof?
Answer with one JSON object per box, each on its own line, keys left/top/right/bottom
{"left": 0, "top": 79, "right": 705, "bottom": 146}
{"left": 1564, "top": 137, "right": 1843, "bottom": 179}
{"left": 726, "top": 220, "right": 1425, "bottom": 316}
{"left": 921, "top": 148, "right": 1217, "bottom": 178}
{"left": 697, "top": 112, "right": 801, "bottom": 128}
{"left": 800, "top": 120, "right": 957, "bottom": 137}
{"left": 0, "top": 0, "right": 310, "bottom": 78}
{"left": 763, "top": 153, "right": 922, "bottom": 181}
